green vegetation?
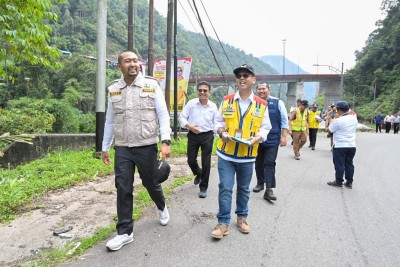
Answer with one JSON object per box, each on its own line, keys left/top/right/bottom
{"left": 0, "top": 136, "right": 216, "bottom": 223}
{"left": 0, "top": 0, "right": 67, "bottom": 82}
{"left": 343, "top": 0, "right": 400, "bottom": 120}
{"left": 0, "top": 148, "right": 115, "bottom": 222}
{"left": 0, "top": 136, "right": 211, "bottom": 266}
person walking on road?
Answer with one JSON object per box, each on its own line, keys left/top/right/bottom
{"left": 384, "top": 112, "right": 395, "bottom": 133}
{"left": 212, "top": 64, "right": 271, "bottom": 239}
{"left": 326, "top": 101, "right": 358, "bottom": 189}
{"left": 101, "top": 51, "right": 172, "bottom": 251}
{"left": 307, "top": 104, "right": 322, "bottom": 150}
{"left": 288, "top": 100, "right": 309, "bottom": 160}
{"left": 179, "top": 81, "right": 218, "bottom": 198}
{"left": 373, "top": 112, "right": 384, "bottom": 133}
{"left": 253, "top": 82, "right": 288, "bottom": 201}
{"left": 393, "top": 112, "right": 400, "bottom": 134}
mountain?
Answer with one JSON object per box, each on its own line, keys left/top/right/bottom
{"left": 259, "top": 55, "right": 317, "bottom": 102}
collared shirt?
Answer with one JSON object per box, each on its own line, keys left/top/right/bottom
{"left": 329, "top": 113, "right": 358, "bottom": 148}
{"left": 102, "top": 73, "right": 171, "bottom": 152}
{"left": 178, "top": 98, "right": 218, "bottom": 132}
{"left": 214, "top": 91, "right": 272, "bottom": 163}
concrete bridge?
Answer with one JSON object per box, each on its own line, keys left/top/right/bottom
{"left": 189, "top": 73, "right": 341, "bottom": 108}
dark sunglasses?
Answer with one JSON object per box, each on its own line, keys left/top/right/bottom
{"left": 236, "top": 73, "right": 251, "bottom": 79}
{"left": 197, "top": 89, "right": 209, "bottom": 93}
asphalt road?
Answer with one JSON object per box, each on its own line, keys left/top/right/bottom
{"left": 62, "top": 132, "right": 400, "bottom": 267}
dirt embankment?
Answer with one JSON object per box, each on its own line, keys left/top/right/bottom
{"left": 0, "top": 156, "right": 210, "bottom": 267}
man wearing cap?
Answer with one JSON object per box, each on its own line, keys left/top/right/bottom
{"left": 212, "top": 64, "right": 271, "bottom": 239}
{"left": 289, "top": 100, "right": 309, "bottom": 160}
{"left": 253, "top": 82, "right": 288, "bottom": 201}
{"left": 326, "top": 101, "right": 358, "bottom": 189}
{"left": 307, "top": 104, "right": 322, "bottom": 150}
{"left": 179, "top": 81, "right": 218, "bottom": 198}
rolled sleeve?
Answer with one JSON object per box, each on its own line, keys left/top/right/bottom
{"left": 102, "top": 96, "right": 115, "bottom": 152}
{"left": 214, "top": 103, "right": 226, "bottom": 133}
{"left": 257, "top": 106, "right": 272, "bottom": 142}
{"left": 278, "top": 100, "right": 289, "bottom": 129}
{"left": 154, "top": 85, "right": 172, "bottom": 141}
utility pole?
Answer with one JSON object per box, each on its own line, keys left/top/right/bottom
{"left": 128, "top": 0, "right": 134, "bottom": 51}
{"left": 165, "top": 0, "right": 174, "bottom": 112}
{"left": 148, "top": 0, "right": 154, "bottom": 76}
{"left": 94, "top": 0, "right": 107, "bottom": 157}
{"left": 173, "top": 0, "right": 178, "bottom": 139}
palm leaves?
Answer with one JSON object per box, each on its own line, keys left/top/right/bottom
{"left": 0, "top": 133, "right": 34, "bottom": 157}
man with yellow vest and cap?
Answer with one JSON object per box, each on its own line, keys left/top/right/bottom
{"left": 307, "top": 104, "right": 322, "bottom": 150}
{"left": 289, "top": 99, "right": 309, "bottom": 160}
{"left": 212, "top": 64, "right": 272, "bottom": 239}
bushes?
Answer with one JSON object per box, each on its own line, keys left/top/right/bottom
{"left": 1, "top": 97, "right": 93, "bottom": 134}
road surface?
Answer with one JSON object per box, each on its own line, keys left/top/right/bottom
{"left": 62, "top": 132, "right": 400, "bottom": 267}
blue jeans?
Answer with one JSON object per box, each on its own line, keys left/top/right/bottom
{"left": 217, "top": 156, "right": 254, "bottom": 225}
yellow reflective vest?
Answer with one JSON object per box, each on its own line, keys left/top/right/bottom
{"left": 308, "top": 110, "right": 321, "bottom": 129}
{"left": 291, "top": 108, "right": 308, "bottom": 131}
{"left": 217, "top": 94, "right": 266, "bottom": 159}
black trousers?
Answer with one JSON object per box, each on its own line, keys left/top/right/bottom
{"left": 187, "top": 131, "right": 214, "bottom": 191}
{"left": 385, "top": 122, "right": 392, "bottom": 133}
{"left": 375, "top": 123, "right": 382, "bottom": 133}
{"left": 255, "top": 145, "right": 279, "bottom": 188}
{"left": 394, "top": 123, "right": 399, "bottom": 134}
{"left": 114, "top": 145, "right": 166, "bottom": 235}
{"left": 308, "top": 128, "right": 319, "bottom": 147}
{"left": 332, "top": 147, "right": 356, "bottom": 184}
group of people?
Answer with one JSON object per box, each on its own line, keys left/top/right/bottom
{"left": 100, "top": 51, "right": 358, "bottom": 250}
{"left": 374, "top": 112, "right": 400, "bottom": 134}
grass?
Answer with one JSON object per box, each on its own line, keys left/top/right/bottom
{"left": 20, "top": 175, "right": 194, "bottom": 267}
{"left": 1, "top": 135, "right": 219, "bottom": 266}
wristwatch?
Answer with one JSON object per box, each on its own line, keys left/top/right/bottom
{"left": 161, "top": 139, "right": 171, "bottom": 146}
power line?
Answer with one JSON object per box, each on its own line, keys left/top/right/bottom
{"left": 178, "top": 0, "right": 199, "bottom": 33}
{"left": 199, "top": 0, "right": 234, "bottom": 69}
{"left": 191, "top": 0, "right": 234, "bottom": 88}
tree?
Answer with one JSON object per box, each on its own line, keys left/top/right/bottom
{"left": 0, "top": 0, "right": 67, "bottom": 82}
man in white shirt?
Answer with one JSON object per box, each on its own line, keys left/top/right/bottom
{"left": 101, "top": 51, "right": 171, "bottom": 251}
{"left": 326, "top": 101, "right": 358, "bottom": 189}
{"left": 179, "top": 81, "right": 218, "bottom": 198}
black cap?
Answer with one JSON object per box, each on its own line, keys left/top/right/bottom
{"left": 312, "top": 104, "right": 318, "bottom": 108}
{"left": 233, "top": 64, "right": 255, "bottom": 76}
{"left": 300, "top": 100, "right": 309, "bottom": 107}
{"left": 155, "top": 159, "right": 171, "bottom": 184}
{"left": 336, "top": 101, "right": 349, "bottom": 109}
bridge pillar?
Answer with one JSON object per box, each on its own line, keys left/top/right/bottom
{"left": 286, "top": 82, "right": 304, "bottom": 107}
{"left": 317, "top": 81, "right": 341, "bottom": 108}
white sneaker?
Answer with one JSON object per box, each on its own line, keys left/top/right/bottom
{"left": 106, "top": 233, "right": 133, "bottom": 251}
{"left": 157, "top": 206, "right": 169, "bottom": 226}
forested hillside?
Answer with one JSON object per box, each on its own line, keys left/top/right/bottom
{"left": 50, "top": 0, "right": 276, "bottom": 75}
{"left": 0, "top": 0, "right": 276, "bottom": 136}
{"left": 344, "top": 0, "right": 400, "bottom": 120}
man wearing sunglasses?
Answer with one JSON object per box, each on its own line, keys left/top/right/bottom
{"left": 179, "top": 81, "right": 218, "bottom": 198}
{"left": 212, "top": 65, "right": 272, "bottom": 239}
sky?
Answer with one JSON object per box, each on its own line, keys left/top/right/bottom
{"left": 154, "top": 0, "right": 384, "bottom": 74}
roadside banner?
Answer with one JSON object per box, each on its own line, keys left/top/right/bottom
{"left": 153, "top": 58, "right": 192, "bottom": 112}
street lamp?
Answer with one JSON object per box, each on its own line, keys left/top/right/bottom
{"left": 280, "top": 39, "right": 286, "bottom": 99}
{"left": 313, "top": 62, "right": 344, "bottom": 97}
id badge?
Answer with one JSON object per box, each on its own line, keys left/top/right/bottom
{"left": 234, "top": 129, "right": 243, "bottom": 138}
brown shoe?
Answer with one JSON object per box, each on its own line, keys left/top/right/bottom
{"left": 211, "top": 223, "right": 229, "bottom": 239}
{"left": 237, "top": 217, "right": 250, "bottom": 234}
